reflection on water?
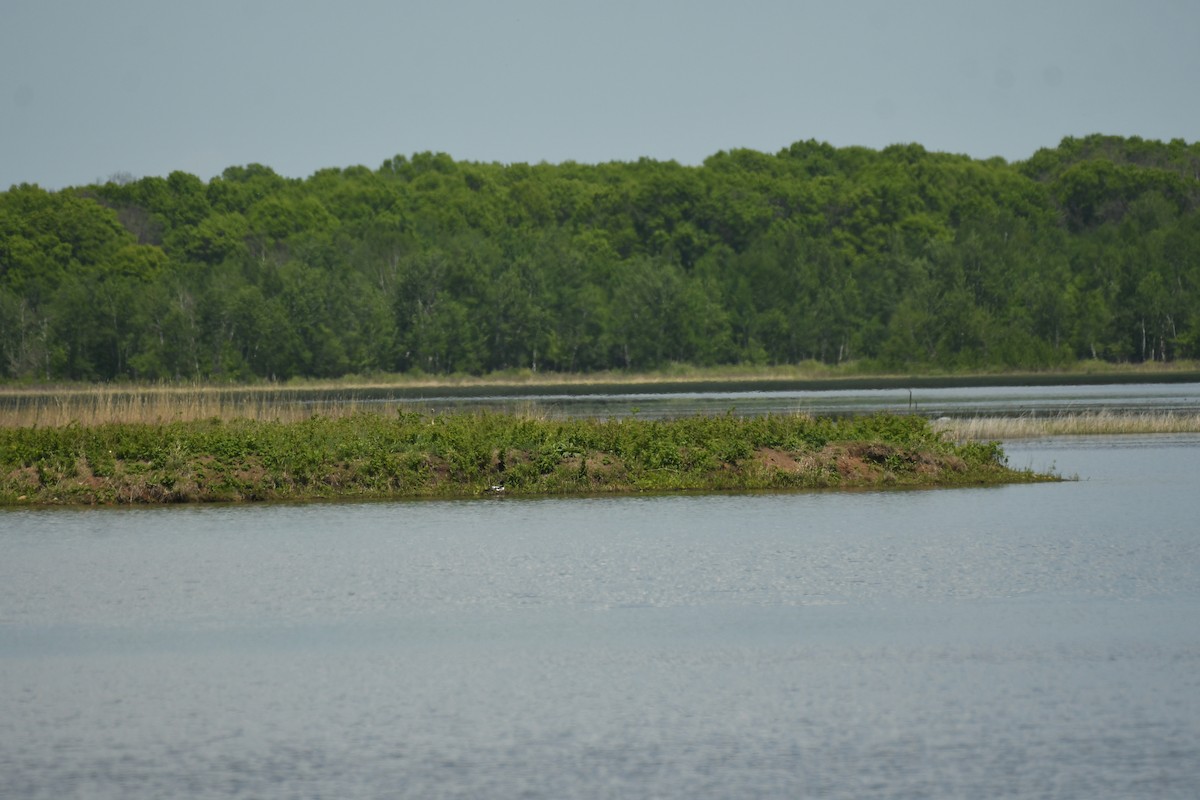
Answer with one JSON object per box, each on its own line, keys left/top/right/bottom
{"left": 2, "top": 435, "right": 1199, "bottom": 799}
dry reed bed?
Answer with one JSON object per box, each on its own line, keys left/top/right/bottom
{"left": 0, "top": 388, "right": 372, "bottom": 427}
{"left": 4, "top": 387, "right": 1200, "bottom": 438}
{"left": 935, "top": 411, "right": 1200, "bottom": 440}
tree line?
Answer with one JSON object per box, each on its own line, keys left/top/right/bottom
{"left": 2, "top": 134, "right": 1198, "bottom": 382}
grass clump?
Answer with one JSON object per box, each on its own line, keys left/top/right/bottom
{"left": 936, "top": 411, "right": 1200, "bottom": 439}
{"left": 0, "top": 412, "right": 1052, "bottom": 506}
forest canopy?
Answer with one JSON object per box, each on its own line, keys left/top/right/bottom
{"left": 2, "top": 134, "right": 1198, "bottom": 382}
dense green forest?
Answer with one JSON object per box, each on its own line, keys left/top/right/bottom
{"left": 2, "top": 134, "right": 1198, "bottom": 382}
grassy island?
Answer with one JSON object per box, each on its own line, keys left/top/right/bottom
{"left": 0, "top": 412, "right": 1051, "bottom": 506}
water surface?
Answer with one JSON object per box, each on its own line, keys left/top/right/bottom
{"left": 391, "top": 380, "right": 1200, "bottom": 418}
{"left": 2, "top": 436, "right": 1198, "bottom": 799}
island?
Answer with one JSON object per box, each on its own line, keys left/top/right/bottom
{"left": 0, "top": 411, "right": 1052, "bottom": 506}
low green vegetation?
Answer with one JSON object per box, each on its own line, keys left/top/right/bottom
{"left": 0, "top": 412, "right": 1050, "bottom": 505}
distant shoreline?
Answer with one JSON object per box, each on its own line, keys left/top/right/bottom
{"left": 3, "top": 364, "right": 1198, "bottom": 397}
{"left": 3, "top": 366, "right": 1199, "bottom": 429}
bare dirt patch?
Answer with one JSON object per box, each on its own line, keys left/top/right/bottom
{"left": 753, "top": 447, "right": 806, "bottom": 474}
{"left": 833, "top": 451, "right": 883, "bottom": 480}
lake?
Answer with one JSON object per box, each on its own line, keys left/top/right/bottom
{"left": 2, "top": 434, "right": 1199, "bottom": 798}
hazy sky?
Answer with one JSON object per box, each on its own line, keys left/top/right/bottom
{"left": 3, "top": 0, "right": 1197, "bottom": 189}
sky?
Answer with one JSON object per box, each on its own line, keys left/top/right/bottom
{"left": 3, "top": 0, "right": 1198, "bottom": 189}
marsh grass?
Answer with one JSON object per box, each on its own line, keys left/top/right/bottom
{"left": 0, "top": 367, "right": 852, "bottom": 425}
{"left": 5, "top": 382, "right": 1199, "bottom": 439}
{"left": 5, "top": 359, "right": 1199, "bottom": 427}
{"left": 936, "top": 411, "right": 1200, "bottom": 440}
{"left": 0, "top": 411, "right": 1050, "bottom": 506}
{"left": 0, "top": 386, "right": 371, "bottom": 427}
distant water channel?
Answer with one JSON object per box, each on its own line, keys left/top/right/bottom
{"left": 3, "top": 425, "right": 1199, "bottom": 799}
{"left": 382, "top": 379, "right": 1200, "bottom": 418}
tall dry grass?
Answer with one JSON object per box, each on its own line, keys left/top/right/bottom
{"left": 934, "top": 411, "right": 1200, "bottom": 440}
{"left": 5, "top": 386, "right": 1200, "bottom": 437}
{"left": 0, "top": 386, "right": 372, "bottom": 427}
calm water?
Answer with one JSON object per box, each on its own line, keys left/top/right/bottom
{"left": 390, "top": 380, "right": 1200, "bottom": 418}
{"left": 2, "top": 435, "right": 1199, "bottom": 799}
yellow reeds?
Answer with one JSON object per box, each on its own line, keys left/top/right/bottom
{"left": 934, "top": 411, "right": 1200, "bottom": 440}
{"left": 4, "top": 385, "right": 1200, "bottom": 437}
{"left": 0, "top": 386, "right": 370, "bottom": 427}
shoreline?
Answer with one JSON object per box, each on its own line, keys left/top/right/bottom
{"left": 3, "top": 367, "right": 1199, "bottom": 429}
{"left": 3, "top": 362, "right": 1199, "bottom": 395}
